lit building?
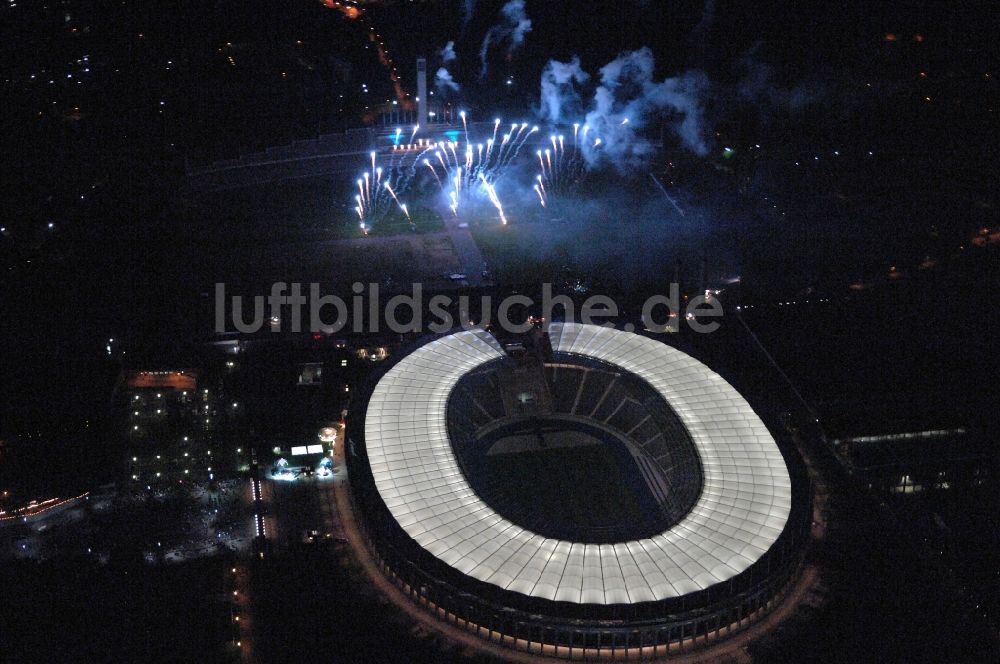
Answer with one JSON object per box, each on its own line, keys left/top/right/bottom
{"left": 348, "top": 324, "right": 811, "bottom": 657}
{"left": 119, "top": 368, "right": 243, "bottom": 485}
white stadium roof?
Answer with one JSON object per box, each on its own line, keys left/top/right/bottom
{"left": 363, "top": 323, "right": 792, "bottom": 605}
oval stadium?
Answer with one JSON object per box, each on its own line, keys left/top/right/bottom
{"left": 346, "top": 323, "right": 812, "bottom": 658}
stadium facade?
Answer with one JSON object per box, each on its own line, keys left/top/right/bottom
{"left": 347, "top": 323, "right": 811, "bottom": 657}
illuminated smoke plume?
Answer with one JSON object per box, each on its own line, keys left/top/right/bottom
{"left": 435, "top": 67, "right": 460, "bottom": 93}
{"left": 439, "top": 40, "right": 457, "bottom": 64}
{"left": 461, "top": 0, "right": 476, "bottom": 28}
{"left": 538, "top": 56, "right": 589, "bottom": 124}
{"left": 586, "top": 48, "right": 710, "bottom": 168}
{"left": 479, "top": 0, "right": 532, "bottom": 78}
{"left": 435, "top": 41, "right": 460, "bottom": 95}
{"left": 537, "top": 48, "right": 711, "bottom": 173}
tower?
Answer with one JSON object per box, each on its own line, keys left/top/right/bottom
{"left": 416, "top": 57, "right": 428, "bottom": 126}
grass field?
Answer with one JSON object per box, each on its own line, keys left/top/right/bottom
{"left": 175, "top": 173, "right": 723, "bottom": 297}
{"left": 470, "top": 194, "right": 717, "bottom": 290}
{"left": 175, "top": 176, "right": 458, "bottom": 292}
{"left": 481, "top": 445, "right": 645, "bottom": 530}
{"left": 183, "top": 176, "right": 445, "bottom": 243}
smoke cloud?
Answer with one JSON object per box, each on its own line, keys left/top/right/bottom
{"left": 479, "top": 0, "right": 532, "bottom": 78}
{"left": 585, "top": 50, "right": 710, "bottom": 169}
{"left": 537, "top": 48, "right": 712, "bottom": 172}
{"left": 434, "top": 41, "right": 460, "bottom": 95}
{"left": 435, "top": 67, "right": 460, "bottom": 93}
{"left": 462, "top": 0, "right": 476, "bottom": 28}
{"left": 439, "top": 40, "right": 457, "bottom": 64}
{"left": 533, "top": 38, "right": 827, "bottom": 174}
{"left": 538, "top": 56, "right": 589, "bottom": 124}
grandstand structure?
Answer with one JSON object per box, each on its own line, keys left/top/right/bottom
{"left": 184, "top": 127, "right": 377, "bottom": 190}
{"left": 448, "top": 349, "right": 704, "bottom": 544}
{"left": 184, "top": 121, "right": 552, "bottom": 190}
{"left": 347, "top": 323, "right": 811, "bottom": 657}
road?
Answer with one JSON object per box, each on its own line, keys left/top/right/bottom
{"left": 260, "top": 473, "right": 345, "bottom": 552}
{"left": 442, "top": 211, "right": 490, "bottom": 287}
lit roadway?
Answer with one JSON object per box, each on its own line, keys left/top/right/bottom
{"left": 441, "top": 212, "right": 490, "bottom": 287}
{"left": 242, "top": 453, "right": 347, "bottom": 662}
{"left": 259, "top": 472, "right": 345, "bottom": 551}
{"left": 236, "top": 448, "right": 347, "bottom": 663}
{"left": 243, "top": 417, "right": 830, "bottom": 662}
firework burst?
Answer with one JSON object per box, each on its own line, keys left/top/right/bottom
{"left": 419, "top": 113, "right": 536, "bottom": 222}
{"left": 534, "top": 122, "right": 591, "bottom": 207}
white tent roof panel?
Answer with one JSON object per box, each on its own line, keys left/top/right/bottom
{"left": 363, "top": 324, "right": 792, "bottom": 605}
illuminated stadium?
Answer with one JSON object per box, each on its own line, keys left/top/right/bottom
{"left": 346, "top": 323, "right": 811, "bottom": 657}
